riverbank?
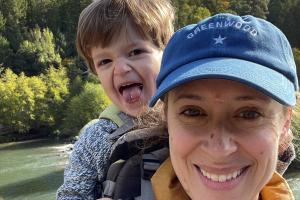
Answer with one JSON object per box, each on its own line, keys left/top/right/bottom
{"left": 0, "top": 139, "right": 71, "bottom": 200}
{"left": 0, "top": 129, "right": 50, "bottom": 143}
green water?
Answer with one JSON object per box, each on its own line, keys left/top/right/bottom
{"left": 285, "top": 171, "right": 300, "bottom": 199}
{"left": 0, "top": 139, "right": 68, "bottom": 200}
{"left": 0, "top": 139, "right": 300, "bottom": 200}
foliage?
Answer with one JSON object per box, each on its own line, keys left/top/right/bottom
{"left": 39, "top": 66, "right": 70, "bottom": 128}
{"left": 229, "top": 0, "right": 269, "bottom": 19}
{"left": 60, "top": 82, "right": 110, "bottom": 136}
{"left": 294, "top": 48, "right": 300, "bottom": 80}
{"left": 0, "top": 0, "right": 27, "bottom": 50}
{"left": 0, "top": 69, "right": 46, "bottom": 132}
{"left": 16, "top": 27, "right": 61, "bottom": 75}
{"left": 0, "top": 35, "right": 13, "bottom": 65}
{"left": 267, "top": 0, "right": 300, "bottom": 48}
{"left": 0, "top": 67, "right": 69, "bottom": 133}
{"left": 0, "top": 12, "right": 6, "bottom": 32}
{"left": 175, "top": 3, "right": 211, "bottom": 28}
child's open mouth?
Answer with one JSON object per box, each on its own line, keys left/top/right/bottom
{"left": 119, "top": 83, "right": 143, "bottom": 103}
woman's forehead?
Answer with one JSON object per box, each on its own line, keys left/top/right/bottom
{"left": 169, "top": 79, "right": 271, "bottom": 102}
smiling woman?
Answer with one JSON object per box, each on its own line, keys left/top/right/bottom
{"left": 148, "top": 13, "right": 298, "bottom": 200}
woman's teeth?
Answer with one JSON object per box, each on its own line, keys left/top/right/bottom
{"left": 200, "top": 168, "right": 242, "bottom": 182}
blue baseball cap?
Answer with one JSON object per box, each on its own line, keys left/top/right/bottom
{"left": 149, "top": 13, "right": 298, "bottom": 107}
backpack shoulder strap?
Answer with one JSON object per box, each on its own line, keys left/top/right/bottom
{"left": 102, "top": 127, "right": 168, "bottom": 199}
{"left": 99, "top": 104, "right": 124, "bottom": 127}
{"left": 140, "top": 147, "right": 169, "bottom": 200}
{"left": 99, "top": 104, "right": 135, "bottom": 139}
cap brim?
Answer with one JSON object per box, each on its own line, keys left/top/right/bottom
{"left": 150, "top": 57, "right": 296, "bottom": 107}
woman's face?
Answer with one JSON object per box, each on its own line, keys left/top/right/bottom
{"left": 166, "top": 79, "right": 291, "bottom": 200}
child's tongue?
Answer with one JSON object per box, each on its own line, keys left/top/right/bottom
{"left": 122, "top": 85, "right": 142, "bottom": 103}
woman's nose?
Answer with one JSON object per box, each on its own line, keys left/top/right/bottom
{"left": 201, "top": 125, "right": 238, "bottom": 158}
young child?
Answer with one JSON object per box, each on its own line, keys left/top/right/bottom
{"left": 56, "top": 0, "right": 174, "bottom": 199}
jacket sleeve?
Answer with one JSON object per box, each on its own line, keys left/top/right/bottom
{"left": 56, "top": 119, "right": 117, "bottom": 200}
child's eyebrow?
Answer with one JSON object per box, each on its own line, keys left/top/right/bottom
{"left": 126, "top": 40, "right": 145, "bottom": 48}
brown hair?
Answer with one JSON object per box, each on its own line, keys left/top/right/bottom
{"left": 76, "top": 0, "right": 175, "bottom": 74}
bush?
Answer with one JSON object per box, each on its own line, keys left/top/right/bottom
{"left": 0, "top": 66, "right": 70, "bottom": 133}
{"left": 60, "top": 82, "right": 110, "bottom": 136}
{"left": 0, "top": 69, "right": 47, "bottom": 132}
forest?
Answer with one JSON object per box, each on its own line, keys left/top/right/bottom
{"left": 1, "top": 0, "right": 300, "bottom": 157}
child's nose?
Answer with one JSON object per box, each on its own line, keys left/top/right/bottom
{"left": 113, "top": 57, "right": 132, "bottom": 75}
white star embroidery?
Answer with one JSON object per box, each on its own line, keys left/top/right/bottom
{"left": 213, "top": 35, "right": 226, "bottom": 45}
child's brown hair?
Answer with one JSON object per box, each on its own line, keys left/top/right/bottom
{"left": 76, "top": 0, "right": 175, "bottom": 74}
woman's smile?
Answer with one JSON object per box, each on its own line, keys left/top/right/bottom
{"left": 194, "top": 164, "right": 250, "bottom": 190}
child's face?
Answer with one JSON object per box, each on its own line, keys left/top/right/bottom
{"left": 166, "top": 79, "right": 290, "bottom": 200}
{"left": 91, "top": 23, "right": 162, "bottom": 117}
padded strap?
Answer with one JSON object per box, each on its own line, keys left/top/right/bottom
{"left": 99, "top": 104, "right": 135, "bottom": 140}
{"left": 141, "top": 178, "right": 155, "bottom": 200}
{"left": 102, "top": 160, "right": 126, "bottom": 198}
{"left": 108, "top": 112, "right": 135, "bottom": 140}
{"left": 99, "top": 104, "right": 124, "bottom": 127}
{"left": 140, "top": 148, "right": 169, "bottom": 200}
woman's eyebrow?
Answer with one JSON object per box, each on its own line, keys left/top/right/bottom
{"left": 172, "top": 94, "right": 271, "bottom": 103}
{"left": 235, "top": 95, "right": 271, "bottom": 103}
{"left": 173, "top": 94, "right": 203, "bottom": 103}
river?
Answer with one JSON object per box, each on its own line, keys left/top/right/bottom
{"left": 0, "top": 139, "right": 300, "bottom": 200}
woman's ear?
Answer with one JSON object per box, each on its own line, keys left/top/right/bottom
{"left": 280, "top": 107, "right": 292, "bottom": 140}
{"left": 283, "top": 107, "right": 292, "bottom": 135}
{"left": 278, "top": 108, "right": 293, "bottom": 156}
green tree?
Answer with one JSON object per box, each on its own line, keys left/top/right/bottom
{"left": 0, "top": 66, "right": 70, "bottom": 133}
{"left": 0, "top": 69, "right": 47, "bottom": 132}
{"left": 268, "top": 0, "right": 300, "bottom": 47}
{"left": 201, "top": 0, "right": 231, "bottom": 14}
{"left": 0, "top": 35, "right": 13, "bottom": 66}
{"left": 16, "top": 27, "right": 61, "bottom": 75}
{"left": 0, "top": 12, "right": 6, "bottom": 33}
{"left": 39, "top": 66, "right": 70, "bottom": 127}
{"left": 229, "top": 0, "right": 269, "bottom": 19}
{"left": 174, "top": 2, "right": 211, "bottom": 28}
{"left": 0, "top": 0, "right": 28, "bottom": 50}
{"left": 58, "top": 0, "right": 92, "bottom": 56}
{"left": 60, "top": 82, "right": 110, "bottom": 136}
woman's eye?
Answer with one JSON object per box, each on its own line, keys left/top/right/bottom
{"left": 238, "top": 110, "right": 261, "bottom": 119}
{"left": 129, "top": 49, "right": 144, "bottom": 56}
{"left": 181, "top": 108, "right": 203, "bottom": 117}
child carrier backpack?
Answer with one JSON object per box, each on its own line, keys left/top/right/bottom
{"left": 99, "top": 105, "right": 169, "bottom": 200}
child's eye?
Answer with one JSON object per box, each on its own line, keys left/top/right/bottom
{"left": 129, "top": 49, "right": 144, "bottom": 57}
{"left": 97, "top": 59, "right": 112, "bottom": 67}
